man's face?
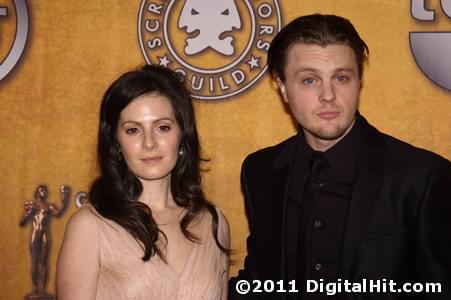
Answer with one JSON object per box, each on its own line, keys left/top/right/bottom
{"left": 278, "top": 43, "right": 361, "bottom": 151}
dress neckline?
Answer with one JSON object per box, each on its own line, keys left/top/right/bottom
{"left": 158, "top": 210, "right": 209, "bottom": 279}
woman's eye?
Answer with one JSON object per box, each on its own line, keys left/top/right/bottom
{"left": 157, "top": 125, "right": 171, "bottom": 132}
{"left": 125, "top": 128, "right": 139, "bottom": 134}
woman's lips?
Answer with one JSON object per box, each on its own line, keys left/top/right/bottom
{"left": 140, "top": 156, "right": 162, "bottom": 162}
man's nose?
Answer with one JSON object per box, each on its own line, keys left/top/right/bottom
{"left": 320, "top": 81, "right": 336, "bottom": 103}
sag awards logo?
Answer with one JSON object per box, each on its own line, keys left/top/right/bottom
{"left": 138, "top": 0, "right": 281, "bottom": 100}
{"left": 410, "top": 0, "right": 451, "bottom": 91}
{"left": 0, "top": 0, "right": 29, "bottom": 81}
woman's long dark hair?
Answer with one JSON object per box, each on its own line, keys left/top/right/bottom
{"left": 89, "top": 65, "right": 228, "bottom": 261}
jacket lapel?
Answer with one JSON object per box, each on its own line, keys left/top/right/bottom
{"left": 267, "top": 135, "right": 298, "bottom": 283}
{"left": 339, "top": 119, "right": 385, "bottom": 277}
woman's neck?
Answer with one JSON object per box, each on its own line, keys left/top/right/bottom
{"left": 138, "top": 176, "right": 177, "bottom": 211}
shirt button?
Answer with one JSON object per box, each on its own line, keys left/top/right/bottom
{"left": 314, "top": 220, "right": 322, "bottom": 228}
{"left": 314, "top": 263, "right": 322, "bottom": 271}
{"left": 316, "top": 182, "right": 326, "bottom": 189}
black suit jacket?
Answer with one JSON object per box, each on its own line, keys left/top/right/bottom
{"left": 229, "top": 116, "right": 451, "bottom": 299}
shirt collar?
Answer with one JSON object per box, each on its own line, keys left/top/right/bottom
{"left": 296, "top": 113, "right": 363, "bottom": 182}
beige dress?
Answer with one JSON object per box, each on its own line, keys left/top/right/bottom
{"left": 87, "top": 206, "right": 228, "bottom": 300}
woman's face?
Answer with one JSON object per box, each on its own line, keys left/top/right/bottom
{"left": 116, "top": 94, "right": 182, "bottom": 183}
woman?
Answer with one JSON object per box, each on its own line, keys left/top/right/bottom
{"left": 56, "top": 65, "right": 230, "bottom": 299}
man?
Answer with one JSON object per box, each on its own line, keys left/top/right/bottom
{"left": 229, "top": 14, "right": 450, "bottom": 299}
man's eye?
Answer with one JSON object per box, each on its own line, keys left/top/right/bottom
{"left": 336, "top": 75, "right": 349, "bottom": 83}
{"left": 125, "top": 128, "right": 139, "bottom": 134}
{"left": 191, "top": 8, "right": 199, "bottom": 15}
{"left": 303, "top": 78, "right": 316, "bottom": 85}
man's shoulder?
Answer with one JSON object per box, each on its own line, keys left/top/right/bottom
{"left": 243, "top": 135, "right": 297, "bottom": 169}
{"left": 358, "top": 115, "right": 448, "bottom": 166}
{"left": 379, "top": 131, "right": 449, "bottom": 167}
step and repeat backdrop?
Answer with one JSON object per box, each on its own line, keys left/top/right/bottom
{"left": 1, "top": 1, "right": 450, "bottom": 298}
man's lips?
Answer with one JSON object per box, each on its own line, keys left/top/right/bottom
{"left": 317, "top": 111, "right": 340, "bottom": 120}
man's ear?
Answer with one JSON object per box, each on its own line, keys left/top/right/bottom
{"left": 276, "top": 77, "right": 289, "bottom": 104}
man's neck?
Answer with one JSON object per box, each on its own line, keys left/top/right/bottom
{"left": 304, "top": 118, "right": 356, "bottom": 152}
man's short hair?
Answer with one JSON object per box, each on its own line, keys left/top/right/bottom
{"left": 268, "top": 14, "right": 369, "bottom": 81}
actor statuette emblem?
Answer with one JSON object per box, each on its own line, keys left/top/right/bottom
{"left": 20, "top": 185, "right": 71, "bottom": 300}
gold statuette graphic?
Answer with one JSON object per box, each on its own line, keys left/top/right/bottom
{"left": 19, "top": 185, "right": 71, "bottom": 300}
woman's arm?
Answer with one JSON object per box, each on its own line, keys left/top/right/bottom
{"left": 217, "top": 208, "right": 231, "bottom": 300}
{"left": 56, "top": 206, "right": 100, "bottom": 300}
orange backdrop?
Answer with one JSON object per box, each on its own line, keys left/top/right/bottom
{"left": 0, "top": 1, "right": 450, "bottom": 298}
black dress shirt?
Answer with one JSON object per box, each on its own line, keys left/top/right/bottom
{"left": 286, "top": 116, "right": 363, "bottom": 299}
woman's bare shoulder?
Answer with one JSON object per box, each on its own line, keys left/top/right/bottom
{"left": 57, "top": 207, "right": 100, "bottom": 299}
{"left": 213, "top": 206, "right": 229, "bottom": 228}
{"left": 200, "top": 206, "right": 230, "bottom": 246}
{"left": 62, "top": 205, "right": 100, "bottom": 240}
